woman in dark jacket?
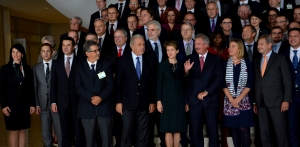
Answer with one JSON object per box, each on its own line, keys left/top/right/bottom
{"left": 0, "top": 44, "right": 35, "bottom": 147}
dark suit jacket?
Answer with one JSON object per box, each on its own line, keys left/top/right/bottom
{"left": 132, "top": 26, "right": 168, "bottom": 41}
{"left": 253, "top": 52, "right": 292, "bottom": 107}
{"left": 57, "top": 31, "right": 87, "bottom": 59}
{"left": 231, "top": 1, "right": 262, "bottom": 15}
{"left": 50, "top": 56, "right": 80, "bottom": 110}
{"left": 200, "top": 2, "right": 230, "bottom": 17}
{"left": 116, "top": 53, "right": 156, "bottom": 111}
{"left": 0, "top": 64, "right": 35, "bottom": 108}
{"left": 114, "top": 3, "right": 131, "bottom": 26}
{"left": 177, "top": 39, "right": 196, "bottom": 62}
{"left": 243, "top": 42, "right": 260, "bottom": 62}
{"left": 75, "top": 60, "right": 114, "bottom": 118}
{"left": 166, "top": 0, "right": 187, "bottom": 14}
{"left": 277, "top": 40, "right": 290, "bottom": 54}
{"left": 200, "top": 16, "right": 222, "bottom": 37}
{"left": 185, "top": 52, "right": 223, "bottom": 106}
{"left": 106, "top": 21, "right": 124, "bottom": 36}
{"left": 260, "top": 0, "right": 295, "bottom": 21}
{"left": 145, "top": 39, "right": 167, "bottom": 63}
{"left": 88, "top": 11, "right": 101, "bottom": 34}
{"left": 99, "top": 34, "right": 116, "bottom": 61}
{"left": 107, "top": 44, "right": 132, "bottom": 73}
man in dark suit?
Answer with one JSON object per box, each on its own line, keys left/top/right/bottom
{"left": 106, "top": 5, "right": 122, "bottom": 36}
{"left": 127, "top": 14, "right": 138, "bottom": 39}
{"left": 114, "top": 0, "right": 131, "bottom": 25}
{"left": 281, "top": 28, "right": 300, "bottom": 147}
{"left": 232, "top": 4, "right": 252, "bottom": 34}
{"left": 166, "top": 0, "right": 187, "bottom": 14}
{"left": 50, "top": 37, "right": 84, "bottom": 147}
{"left": 58, "top": 16, "right": 87, "bottom": 59}
{"left": 253, "top": 34, "right": 291, "bottom": 147}
{"left": 293, "top": 5, "right": 300, "bottom": 23}
{"left": 275, "top": 15, "right": 290, "bottom": 41}
{"left": 88, "top": 0, "right": 107, "bottom": 33}
{"left": 177, "top": 22, "right": 195, "bottom": 62}
{"left": 231, "top": 0, "right": 261, "bottom": 15}
{"left": 116, "top": 34, "right": 156, "bottom": 147}
{"left": 153, "top": 0, "right": 168, "bottom": 23}
{"left": 180, "top": 0, "right": 206, "bottom": 22}
{"left": 75, "top": 41, "right": 114, "bottom": 147}
{"left": 262, "top": 0, "right": 295, "bottom": 21}
{"left": 200, "top": 0, "right": 229, "bottom": 17}
{"left": 242, "top": 25, "right": 259, "bottom": 62}
{"left": 94, "top": 18, "right": 115, "bottom": 61}
{"left": 200, "top": 1, "right": 221, "bottom": 38}
{"left": 128, "top": 0, "right": 140, "bottom": 14}
{"left": 33, "top": 43, "right": 62, "bottom": 147}
{"left": 67, "top": 30, "right": 85, "bottom": 59}
{"left": 270, "top": 26, "right": 288, "bottom": 53}
{"left": 184, "top": 33, "right": 223, "bottom": 147}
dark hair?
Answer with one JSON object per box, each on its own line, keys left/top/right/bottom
{"left": 267, "top": 7, "right": 279, "bottom": 16}
{"left": 62, "top": 37, "right": 75, "bottom": 46}
{"left": 8, "top": 44, "right": 28, "bottom": 67}
{"left": 40, "top": 43, "right": 52, "bottom": 50}
{"left": 249, "top": 12, "right": 262, "bottom": 20}
{"left": 289, "top": 28, "right": 300, "bottom": 34}
{"left": 184, "top": 11, "right": 195, "bottom": 19}
{"left": 83, "top": 41, "right": 98, "bottom": 53}
{"left": 271, "top": 26, "right": 283, "bottom": 32}
{"left": 244, "top": 25, "right": 257, "bottom": 33}
{"left": 164, "top": 40, "right": 179, "bottom": 50}
{"left": 127, "top": 14, "right": 138, "bottom": 22}
{"left": 276, "top": 15, "right": 289, "bottom": 22}
{"left": 210, "top": 31, "right": 226, "bottom": 48}
{"left": 141, "top": 7, "right": 155, "bottom": 17}
{"left": 107, "top": 4, "right": 118, "bottom": 13}
{"left": 162, "top": 7, "right": 181, "bottom": 24}
{"left": 219, "top": 14, "right": 232, "bottom": 25}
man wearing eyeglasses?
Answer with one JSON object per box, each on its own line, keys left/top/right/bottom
{"left": 75, "top": 40, "right": 114, "bottom": 147}
{"left": 275, "top": 15, "right": 290, "bottom": 41}
{"left": 129, "top": 0, "right": 140, "bottom": 14}
{"left": 89, "top": 0, "right": 107, "bottom": 34}
{"left": 270, "top": 26, "right": 289, "bottom": 54}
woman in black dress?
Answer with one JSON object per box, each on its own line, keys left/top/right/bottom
{"left": 0, "top": 44, "right": 35, "bottom": 147}
{"left": 156, "top": 41, "right": 188, "bottom": 147}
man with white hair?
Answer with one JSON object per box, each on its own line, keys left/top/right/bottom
{"left": 88, "top": 0, "right": 107, "bottom": 33}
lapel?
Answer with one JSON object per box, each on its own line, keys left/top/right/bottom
{"left": 128, "top": 54, "right": 139, "bottom": 80}
{"left": 83, "top": 61, "right": 94, "bottom": 79}
{"left": 95, "top": 61, "right": 104, "bottom": 77}
{"left": 264, "top": 52, "right": 276, "bottom": 76}
{"left": 59, "top": 57, "right": 69, "bottom": 79}
{"left": 202, "top": 52, "right": 212, "bottom": 74}
{"left": 193, "top": 53, "right": 201, "bottom": 75}
{"left": 38, "top": 62, "right": 47, "bottom": 84}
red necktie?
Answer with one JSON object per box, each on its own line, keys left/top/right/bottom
{"left": 118, "top": 48, "right": 123, "bottom": 57}
{"left": 160, "top": 9, "right": 164, "bottom": 19}
{"left": 110, "top": 24, "right": 115, "bottom": 35}
{"left": 200, "top": 56, "right": 204, "bottom": 72}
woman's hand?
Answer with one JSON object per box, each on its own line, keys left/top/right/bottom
{"left": 185, "top": 104, "right": 189, "bottom": 112}
{"left": 30, "top": 107, "right": 35, "bottom": 114}
{"left": 157, "top": 101, "right": 163, "bottom": 113}
{"left": 230, "top": 98, "right": 240, "bottom": 108}
{"left": 2, "top": 107, "right": 11, "bottom": 117}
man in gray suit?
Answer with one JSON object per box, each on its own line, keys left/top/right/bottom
{"left": 253, "top": 34, "right": 292, "bottom": 147}
{"left": 33, "top": 43, "right": 62, "bottom": 147}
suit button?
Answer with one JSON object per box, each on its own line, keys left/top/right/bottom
{"left": 137, "top": 93, "right": 139, "bottom": 94}
{"left": 138, "top": 83, "right": 140, "bottom": 85}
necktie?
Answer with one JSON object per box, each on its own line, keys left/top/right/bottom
{"left": 293, "top": 50, "right": 298, "bottom": 69}
{"left": 247, "top": 45, "right": 253, "bottom": 62}
{"left": 200, "top": 56, "right": 204, "bottom": 72}
{"left": 261, "top": 55, "right": 267, "bottom": 76}
{"left": 136, "top": 57, "right": 141, "bottom": 80}
{"left": 118, "top": 3, "right": 123, "bottom": 15}
{"left": 272, "top": 44, "right": 278, "bottom": 53}
{"left": 176, "top": 0, "right": 181, "bottom": 11}
{"left": 45, "top": 63, "right": 50, "bottom": 83}
{"left": 243, "top": 20, "right": 247, "bottom": 26}
{"left": 211, "top": 19, "right": 216, "bottom": 32}
{"left": 14, "top": 63, "right": 24, "bottom": 84}
{"left": 110, "top": 24, "right": 115, "bottom": 35}
{"left": 160, "top": 9, "right": 164, "bottom": 19}
{"left": 142, "top": 1, "right": 146, "bottom": 7}
{"left": 98, "top": 38, "right": 102, "bottom": 50}
{"left": 66, "top": 57, "right": 71, "bottom": 78}
{"left": 154, "top": 42, "right": 159, "bottom": 62}
{"left": 118, "top": 48, "right": 123, "bottom": 57}
{"left": 91, "top": 64, "right": 96, "bottom": 76}
{"left": 186, "top": 43, "right": 191, "bottom": 56}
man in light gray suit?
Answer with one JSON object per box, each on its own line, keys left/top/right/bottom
{"left": 33, "top": 43, "right": 62, "bottom": 147}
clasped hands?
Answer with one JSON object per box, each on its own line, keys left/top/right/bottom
{"left": 91, "top": 96, "right": 102, "bottom": 106}
{"left": 229, "top": 97, "right": 241, "bottom": 108}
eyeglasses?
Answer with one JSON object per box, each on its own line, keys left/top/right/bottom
{"left": 101, "top": 14, "right": 108, "bottom": 17}
{"left": 268, "top": 14, "right": 277, "bottom": 17}
{"left": 108, "top": 12, "right": 118, "bottom": 15}
{"left": 130, "top": 2, "right": 138, "bottom": 5}
{"left": 184, "top": 19, "right": 195, "bottom": 22}
{"left": 275, "top": 21, "right": 287, "bottom": 24}
{"left": 89, "top": 49, "right": 99, "bottom": 53}
{"left": 271, "top": 32, "right": 283, "bottom": 35}
{"left": 222, "top": 22, "right": 232, "bottom": 25}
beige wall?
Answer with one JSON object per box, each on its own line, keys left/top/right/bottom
{"left": 0, "top": 6, "right": 5, "bottom": 66}
{"left": 50, "top": 23, "right": 69, "bottom": 49}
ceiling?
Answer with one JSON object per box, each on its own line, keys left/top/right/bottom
{"left": 0, "top": 0, "right": 69, "bottom": 23}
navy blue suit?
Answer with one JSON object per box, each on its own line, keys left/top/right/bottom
{"left": 185, "top": 52, "right": 223, "bottom": 147}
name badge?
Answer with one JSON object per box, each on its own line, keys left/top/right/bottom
{"left": 287, "top": 4, "right": 293, "bottom": 9}
{"left": 97, "top": 71, "right": 106, "bottom": 79}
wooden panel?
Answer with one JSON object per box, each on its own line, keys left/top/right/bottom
{"left": 17, "top": 18, "right": 39, "bottom": 33}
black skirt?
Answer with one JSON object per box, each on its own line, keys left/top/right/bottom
{"left": 3, "top": 104, "right": 31, "bottom": 130}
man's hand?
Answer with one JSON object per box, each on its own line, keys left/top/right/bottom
{"left": 157, "top": 101, "right": 163, "bottom": 113}
{"left": 197, "top": 91, "right": 208, "bottom": 100}
{"left": 184, "top": 59, "right": 194, "bottom": 74}
{"left": 91, "top": 96, "right": 102, "bottom": 106}
{"left": 116, "top": 103, "right": 123, "bottom": 115}
{"left": 2, "top": 107, "right": 11, "bottom": 117}
{"left": 30, "top": 107, "right": 36, "bottom": 114}
{"left": 281, "top": 102, "right": 289, "bottom": 112}
{"left": 36, "top": 107, "right": 41, "bottom": 115}
{"left": 149, "top": 104, "right": 156, "bottom": 113}
{"left": 253, "top": 104, "right": 258, "bottom": 114}
{"left": 51, "top": 104, "right": 58, "bottom": 113}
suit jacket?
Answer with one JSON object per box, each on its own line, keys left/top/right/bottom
{"left": 0, "top": 64, "right": 35, "bottom": 108}
{"left": 114, "top": 3, "right": 131, "bottom": 26}
{"left": 145, "top": 39, "right": 167, "bottom": 63}
{"left": 185, "top": 52, "right": 223, "bottom": 106}
{"left": 75, "top": 60, "right": 114, "bottom": 118}
{"left": 278, "top": 40, "right": 290, "bottom": 54}
{"left": 132, "top": 26, "right": 168, "bottom": 41}
{"left": 88, "top": 11, "right": 101, "bottom": 34}
{"left": 50, "top": 56, "right": 80, "bottom": 110}
{"left": 243, "top": 42, "right": 260, "bottom": 62}
{"left": 200, "top": 2, "right": 230, "bottom": 17}
{"left": 261, "top": 0, "right": 295, "bottom": 21}
{"left": 231, "top": 0, "right": 262, "bottom": 15}
{"left": 177, "top": 39, "right": 196, "bottom": 62}
{"left": 99, "top": 34, "right": 116, "bottom": 61}
{"left": 116, "top": 53, "right": 156, "bottom": 110}
{"left": 253, "top": 52, "right": 292, "bottom": 107}
{"left": 166, "top": 0, "right": 187, "bottom": 14}
{"left": 33, "top": 62, "right": 51, "bottom": 110}
{"left": 57, "top": 31, "right": 87, "bottom": 59}
{"left": 107, "top": 44, "right": 132, "bottom": 73}
{"left": 106, "top": 21, "right": 124, "bottom": 36}
{"left": 200, "top": 16, "right": 222, "bottom": 38}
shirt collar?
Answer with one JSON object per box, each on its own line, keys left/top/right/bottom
{"left": 43, "top": 59, "right": 52, "bottom": 65}
{"left": 64, "top": 53, "right": 74, "bottom": 59}
{"left": 117, "top": 44, "right": 126, "bottom": 50}
{"left": 149, "top": 39, "right": 160, "bottom": 45}
{"left": 239, "top": 0, "right": 248, "bottom": 4}
{"left": 198, "top": 51, "right": 208, "bottom": 58}
{"left": 87, "top": 59, "right": 97, "bottom": 67}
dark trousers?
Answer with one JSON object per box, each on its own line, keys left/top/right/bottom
{"left": 189, "top": 105, "right": 219, "bottom": 147}
{"left": 180, "top": 111, "right": 194, "bottom": 146}
{"left": 230, "top": 127, "right": 251, "bottom": 147}
{"left": 258, "top": 103, "right": 288, "bottom": 147}
{"left": 288, "top": 91, "right": 300, "bottom": 147}
{"left": 113, "top": 111, "right": 122, "bottom": 147}
{"left": 121, "top": 109, "right": 149, "bottom": 147}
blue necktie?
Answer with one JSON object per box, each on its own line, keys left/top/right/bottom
{"left": 293, "top": 50, "right": 298, "bottom": 69}
{"left": 154, "top": 42, "right": 159, "bottom": 62}
{"left": 91, "top": 64, "right": 96, "bottom": 76}
{"left": 272, "top": 44, "right": 278, "bottom": 53}
{"left": 136, "top": 57, "right": 141, "bottom": 80}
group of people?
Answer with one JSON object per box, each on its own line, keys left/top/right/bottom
{"left": 1, "top": 0, "right": 300, "bottom": 147}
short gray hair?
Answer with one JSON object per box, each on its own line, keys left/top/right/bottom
{"left": 94, "top": 18, "right": 105, "bottom": 23}
{"left": 195, "top": 33, "right": 210, "bottom": 45}
{"left": 41, "top": 35, "right": 56, "bottom": 49}
{"left": 146, "top": 20, "right": 161, "bottom": 30}
{"left": 70, "top": 16, "right": 83, "bottom": 25}
{"left": 130, "top": 34, "right": 144, "bottom": 46}
{"left": 83, "top": 41, "right": 98, "bottom": 53}
{"left": 206, "top": 1, "right": 219, "bottom": 9}
{"left": 238, "top": 4, "right": 251, "bottom": 12}
{"left": 182, "top": 22, "right": 194, "bottom": 30}
{"left": 115, "top": 27, "right": 128, "bottom": 37}
{"left": 258, "top": 34, "right": 273, "bottom": 44}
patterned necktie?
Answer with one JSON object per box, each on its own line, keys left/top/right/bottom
{"left": 243, "top": 20, "right": 247, "bottom": 26}
{"left": 293, "top": 50, "right": 298, "bottom": 69}
{"left": 154, "top": 42, "right": 159, "bottom": 62}
{"left": 160, "top": 9, "right": 164, "bottom": 19}
{"left": 45, "top": 63, "right": 50, "bottom": 83}
{"left": 211, "top": 19, "right": 216, "bottom": 32}
{"left": 98, "top": 37, "right": 102, "bottom": 50}
{"left": 186, "top": 43, "right": 191, "bottom": 56}
{"left": 176, "top": 0, "right": 181, "bottom": 11}
{"left": 261, "top": 55, "right": 267, "bottom": 76}
{"left": 91, "top": 64, "right": 96, "bottom": 76}
{"left": 118, "top": 48, "right": 123, "bottom": 57}
{"left": 200, "top": 56, "right": 204, "bottom": 72}
{"left": 110, "top": 24, "right": 115, "bottom": 35}
{"left": 66, "top": 57, "right": 71, "bottom": 77}
{"left": 136, "top": 57, "right": 141, "bottom": 80}
{"left": 247, "top": 45, "right": 253, "bottom": 62}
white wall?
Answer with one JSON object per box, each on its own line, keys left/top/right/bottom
{"left": 46, "top": 0, "right": 118, "bottom": 29}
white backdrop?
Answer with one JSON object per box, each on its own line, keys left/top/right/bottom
{"left": 46, "top": 0, "right": 118, "bottom": 29}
